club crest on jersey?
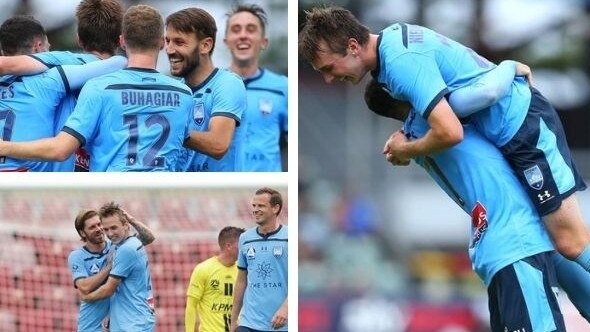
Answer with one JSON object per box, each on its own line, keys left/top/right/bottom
{"left": 524, "top": 165, "right": 543, "bottom": 190}
{"left": 470, "top": 201, "right": 488, "bottom": 248}
{"left": 258, "top": 98, "right": 273, "bottom": 115}
{"left": 90, "top": 263, "right": 100, "bottom": 274}
{"left": 246, "top": 247, "right": 256, "bottom": 259}
{"left": 193, "top": 103, "right": 205, "bottom": 125}
{"left": 273, "top": 246, "right": 283, "bottom": 257}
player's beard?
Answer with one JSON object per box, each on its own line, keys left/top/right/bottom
{"left": 170, "top": 49, "right": 200, "bottom": 79}
{"left": 84, "top": 230, "right": 105, "bottom": 246}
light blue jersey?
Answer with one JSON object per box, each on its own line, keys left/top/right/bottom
{"left": 241, "top": 68, "right": 288, "bottom": 172}
{"left": 67, "top": 240, "right": 113, "bottom": 332}
{"left": 29, "top": 51, "right": 101, "bottom": 171}
{"left": 0, "top": 53, "right": 126, "bottom": 172}
{"left": 237, "top": 225, "right": 288, "bottom": 331}
{"left": 109, "top": 236, "right": 155, "bottom": 332}
{"left": 63, "top": 68, "right": 194, "bottom": 171}
{"left": 404, "top": 112, "right": 553, "bottom": 285}
{"left": 373, "top": 23, "right": 530, "bottom": 147}
{"left": 178, "top": 68, "right": 246, "bottom": 172}
{"left": 0, "top": 68, "right": 68, "bottom": 171}
{"left": 28, "top": 50, "right": 99, "bottom": 69}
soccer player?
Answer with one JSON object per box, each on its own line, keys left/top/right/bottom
{"left": 67, "top": 207, "right": 155, "bottom": 332}
{"left": 365, "top": 81, "right": 568, "bottom": 330}
{"left": 299, "top": 6, "right": 590, "bottom": 283}
{"left": 230, "top": 188, "right": 288, "bottom": 332}
{"left": 0, "top": 15, "right": 127, "bottom": 172}
{"left": 224, "top": 4, "right": 288, "bottom": 172}
{"left": 0, "top": 15, "right": 50, "bottom": 56}
{"left": 0, "top": 5, "right": 194, "bottom": 171}
{"left": 165, "top": 8, "right": 247, "bottom": 172}
{"left": 0, "top": 0, "right": 125, "bottom": 171}
{"left": 81, "top": 202, "right": 156, "bottom": 331}
{"left": 185, "top": 226, "right": 245, "bottom": 332}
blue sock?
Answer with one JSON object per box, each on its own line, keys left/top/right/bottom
{"left": 554, "top": 251, "right": 590, "bottom": 321}
{"left": 575, "top": 245, "right": 590, "bottom": 272}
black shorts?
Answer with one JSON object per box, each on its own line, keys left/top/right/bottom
{"left": 500, "top": 87, "right": 586, "bottom": 216}
{"left": 488, "top": 251, "right": 565, "bottom": 331}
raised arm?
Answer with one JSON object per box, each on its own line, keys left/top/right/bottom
{"left": 449, "top": 60, "right": 529, "bottom": 117}
{"left": 61, "top": 55, "right": 127, "bottom": 91}
{"left": 384, "top": 98, "right": 463, "bottom": 160}
{"left": 123, "top": 209, "right": 155, "bottom": 245}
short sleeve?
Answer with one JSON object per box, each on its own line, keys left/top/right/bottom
{"left": 67, "top": 251, "right": 89, "bottom": 286}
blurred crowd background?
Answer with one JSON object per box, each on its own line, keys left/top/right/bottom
{"left": 299, "top": 0, "right": 590, "bottom": 331}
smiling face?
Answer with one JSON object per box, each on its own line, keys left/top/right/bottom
{"left": 251, "top": 193, "right": 278, "bottom": 226}
{"left": 101, "top": 214, "right": 129, "bottom": 244}
{"left": 224, "top": 11, "right": 268, "bottom": 66}
{"left": 79, "top": 215, "right": 105, "bottom": 246}
{"left": 311, "top": 39, "right": 367, "bottom": 85}
{"left": 165, "top": 25, "right": 201, "bottom": 78}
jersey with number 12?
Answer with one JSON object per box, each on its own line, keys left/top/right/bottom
{"left": 63, "top": 68, "right": 193, "bottom": 171}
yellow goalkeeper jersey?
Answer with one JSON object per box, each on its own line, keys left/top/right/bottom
{"left": 186, "top": 256, "right": 237, "bottom": 332}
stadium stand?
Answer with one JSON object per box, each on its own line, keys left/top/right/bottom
{"left": 0, "top": 185, "right": 287, "bottom": 332}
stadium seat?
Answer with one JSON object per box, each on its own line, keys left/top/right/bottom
{"left": 157, "top": 198, "right": 191, "bottom": 230}
{"left": 1, "top": 196, "right": 32, "bottom": 222}
{"left": 122, "top": 196, "right": 153, "bottom": 224}
{"left": 39, "top": 198, "right": 72, "bottom": 225}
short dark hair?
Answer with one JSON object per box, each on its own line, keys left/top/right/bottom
{"left": 226, "top": 3, "right": 268, "bottom": 35}
{"left": 76, "top": 0, "right": 123, "bottom": 55}
{"left": 255, "top": 187, "right": 283, "bottom": 216}
{"left": 74, "top": 209, "right": 99, "bottom": 242}
{"left": 218, "top": 226, "right": 245, "bottom": 247}
{"left": 299, "top": 6, "right": 370, "bottom": 63}
{"left": 364, "top": 79, "right": 411, "bottom": 121}
{"left": 166, "top": 8, "right": 217, "bottom": 55}
{"left": 0, "top": 15, "right": 46, "bottom": 55}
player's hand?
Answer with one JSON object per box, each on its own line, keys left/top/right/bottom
{"left": 383, "top": 130, "right": 411, "bottom": 166}
{"left": 515, "top": 61, "right": 533, "bottom": 87}
{"left": 229, "top": 322, "right": 238, "bottom": 332}
{"left": 271, "top": 305, "right": 288, "bottom": 329}
{"left": 105, "top": 250, "right": 114, "bottom": 269}
{"left": 121, "top": 208, "right": 135, "bottom": 224}
{"left": 385, "top": 152, "right": 411, "bottom": 166}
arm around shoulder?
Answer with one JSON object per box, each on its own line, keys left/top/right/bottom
{"left": 0, "top": 55, "right": 48, "bottom": 76}
{"left": 81, "top": 276, "right": 120, "bottom": 302}
{"left": 393, "top": 99, "right": 463, "bottom": 159}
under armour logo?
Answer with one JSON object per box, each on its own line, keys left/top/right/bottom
{"left": 538, "top": 190, "right": 552, "bottom": 202}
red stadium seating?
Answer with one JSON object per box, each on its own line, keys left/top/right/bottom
{"left": 0, "top": 188, "right": 288, "bottom": 331}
